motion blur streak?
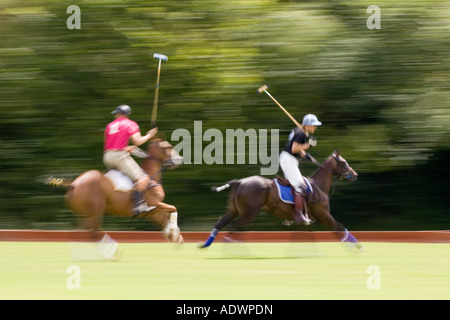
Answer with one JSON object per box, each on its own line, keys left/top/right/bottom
{"left": 0, "top": 1, "right": 449, "bottom": 232}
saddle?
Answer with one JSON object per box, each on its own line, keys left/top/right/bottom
{"left": 274, "top": 175, "right": 313, "bottom": 204}
{"left": 104, "top": 170, "right": 134, "bottom": 192}
{"left": 104, "top": 170, "right": 161, "bottom": 193}
{"left": 275, "top": 176, "right": 291, "bottom": 187}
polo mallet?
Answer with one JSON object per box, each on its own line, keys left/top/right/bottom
{"left": 257, "top": 85, "right": 302, "bottom": 129}
{"left": 151, "top": 53, "right": 168, "bottom": 127}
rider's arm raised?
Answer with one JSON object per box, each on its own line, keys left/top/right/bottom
{"left": 130, "top": 127, "right": 158, "bottom": 146}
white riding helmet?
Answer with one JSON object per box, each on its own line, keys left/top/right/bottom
{"left": 302, "top": 114, "right": 322, "bottom": 126}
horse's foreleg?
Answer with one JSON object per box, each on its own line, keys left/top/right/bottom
{"left": 200, "top": 211, "right": 238, "bottom": 248}
{"left": 312, "top": 203, "right": 363, "bottom": 252}
{"left": 147, "top": 203, "right": 183, "bottom": 243}
{"left": 334, "top": 222, "right": 364, "bottom": 252}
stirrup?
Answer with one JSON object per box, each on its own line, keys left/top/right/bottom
{"left": 301, "top": 212, "right": 312, "bottom": 225}
{"left": 132, "top": 189, "right": 155, "bottom": 216}
{"left": 294, "top": 211, "right": 311, "bottom": 226}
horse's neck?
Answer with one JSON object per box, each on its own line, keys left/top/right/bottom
{"left": 311, "top": 167, "right": 333, "bottom": 194}
{"left": 141, "top": 158, "right": 162, "bottom": 181}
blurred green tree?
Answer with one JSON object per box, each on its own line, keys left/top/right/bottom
{"left": 0, "top": 0, "right": 448, "bottom": 231}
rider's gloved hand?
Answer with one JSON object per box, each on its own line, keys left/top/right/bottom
{"left": 308, "top": 136, "right": 317, "bottom": 147}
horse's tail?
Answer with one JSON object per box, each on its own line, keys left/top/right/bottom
{"left": 211, "top": 179, "right": 240, "bottom": 192}
{"left": 46, "top": 176, "right": 73, "bottom": 188}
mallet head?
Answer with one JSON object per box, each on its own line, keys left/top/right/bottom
{"left": 257, "top": 84, "right": 269, "bottom": 93}
{"left": 153, "top": 53, "right": 168, "bottom": 62}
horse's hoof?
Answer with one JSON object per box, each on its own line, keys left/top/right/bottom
{"left": 197, "top": 242, "right": 208, "bottom": 249}
{"left": 167, "top": 232, "right": 183, "bottom": 244}
{"left": 111, "top": 247, "right": 123, "bottom": 261}
{"left": 356, "top": 243, "right": 365, "bottom": 254}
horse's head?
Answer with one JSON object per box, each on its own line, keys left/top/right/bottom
{"left": 326, "top": 149, "right": 358, "bottom": 183}
{"left": 146, "top": 139, "right": 182, "bottom": 170}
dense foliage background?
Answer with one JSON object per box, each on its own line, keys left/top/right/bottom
{"left": 1, "top": 0, "right": 449, "bottom": 231}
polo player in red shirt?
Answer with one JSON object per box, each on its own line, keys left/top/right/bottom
{"left": 103, "top": 105, "right": 158, "bottom": 214}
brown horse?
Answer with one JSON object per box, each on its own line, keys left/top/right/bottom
{"left": 48, "top": 139, "right": 183, "bottom": 244}
{"left": 199, "top": 149, "right": 364, "bottom": 252}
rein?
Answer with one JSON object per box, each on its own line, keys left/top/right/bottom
{"left": 306, "top": 153, "right": 352, "bottom": 180}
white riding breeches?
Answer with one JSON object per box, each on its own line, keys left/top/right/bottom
{"left": 279, "top": 151, "right": 306, "bottom": 193}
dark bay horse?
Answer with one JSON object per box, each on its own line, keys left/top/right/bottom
{"left": 48, "top": 139, "right": 183, "bottom": 244}
{"left": 199, "top": 149, "right": 364, "bottom": 252}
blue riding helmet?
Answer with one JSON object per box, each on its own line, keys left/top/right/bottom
{"left": 302, "top": 114, "right": 322, "bottom": 126}
{"left": 111, "top": 104, "right": 131, "bottom": 115}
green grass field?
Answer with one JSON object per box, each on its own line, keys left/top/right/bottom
{"left": 0, "top": 241, "right": 448, "bottom": 300}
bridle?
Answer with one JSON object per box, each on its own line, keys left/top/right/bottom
{"left": 307, "top": 153, "right": 355, "bottom": 181}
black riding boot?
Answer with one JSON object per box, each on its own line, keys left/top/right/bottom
{"left": 132, "top": 191, "right": 155, "bottom": 216}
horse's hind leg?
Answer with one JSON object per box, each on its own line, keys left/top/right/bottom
{"left": 66, "top": 186, "right": 105, "bottom": 241}
{"left": 76, "top": 216, "right": 101, "bottom": 241}
{"left": 200, "top": 183, "right": 241, "bottom": 248}
{"left": 223, "top": 195, "right": 264, "bottom": 243}
{"left": 216, "top": 210, "right": 239, "bottom": 230}
{"left": 200, "top": 192, "right": 263, "bottom": 248}
{"left": 199, "top": 210, "right": 238, "bottom": 248}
